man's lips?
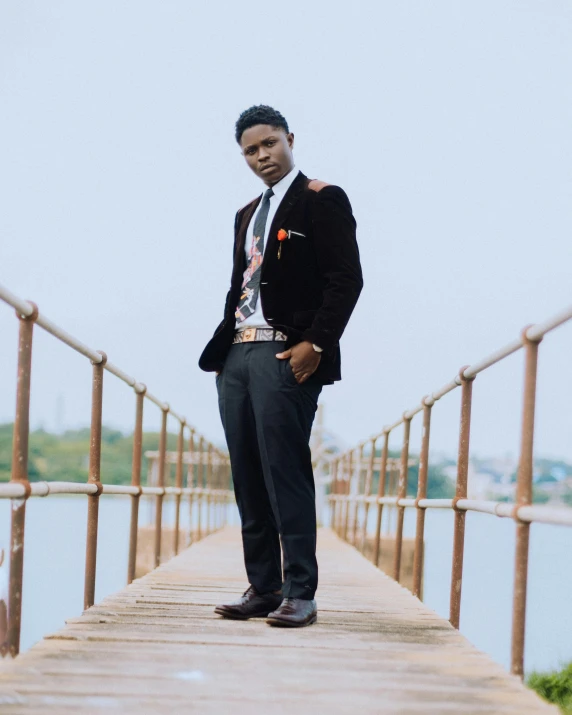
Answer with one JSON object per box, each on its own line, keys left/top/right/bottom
{"left": 259, "top": 164, "right": 276, "bottom": 173}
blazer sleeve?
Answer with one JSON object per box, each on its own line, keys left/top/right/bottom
{"left": 212, "top": 210, "right": 241, "bottom": 334}
{"left": 223, "top": 211, "right": 241, "bottom": 314}
{"left": 301, "top": 186, "right": 363, "bottom": 351}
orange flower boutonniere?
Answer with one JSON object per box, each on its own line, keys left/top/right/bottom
{"left": 277, "top": 228, "right": 288, "bottom": 259}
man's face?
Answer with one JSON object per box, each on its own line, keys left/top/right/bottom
{"left": 239, "top": 125, "right": 295, "bottom": 186}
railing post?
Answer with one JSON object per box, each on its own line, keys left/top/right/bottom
{"left": 343, "top": 450, "right": 353, "bottom": 541}
{"left": 226, "top": 453, "right": 232, "bottom": 527}
{"left": 387, "top": 460, "right": 398, "bottom": 534}
{"left": 4, "top": 303, "right": 38, "bottom": 657}
{"left": 449, "top": 367, "right": 475, "bottom": 628}
{"left": 219, "top": 452, "right": 227, "bottom": 529}
{"left": 206, "top": 443, "right": 213, "bottom": 535}
{"left": 361, "top": 439, "right": 376, "bottom": 553}
{"left": 173, "top": 419, "right": 185, "bottom": 555}
{"left": 154, "top": 405, "right": 168, "bottom": 568}
{"left": 337, "top": 458, "right": 344, "bottom": 535}
{"left": 127, "top": 383, "right": 146, "bottom": 585}
{"left": 393, "top": 416, "right": 411, "bottom": 582}
{"left": 511, "top": 329, "right": 542, "bottom": 677}
{"left": 217, "top": 459, "right": 221, "bottom": 530}
{"left": 197, "top": 436, "right": 204, "bottom": 540}
{"left": 413, "top": 398, "right": 433, "bottom": 599}
{"left": 221, "top": 453, "right": 225, "bottom": 529}
{"left": 84, "top": 350, "right": 107, "bottom": 610}
{"left": 218, "top": 451, "right": 224, "bottom": 528}
{"left": 352, "top": 444, "right": 364, "bottom": 545}
{"left": 330, "top": 459, "right": 338, "bottom": 530}
{"left": 212, "top": 449, "right": 218, "bottom": 531}
{"left": 334, "top": 457, "right": 344, "bottom": 535}
{"left": 188, "top": 429, "right": 195, "bottom": 541}
{"left": 373, "top": 431, "right": 389, "bottom": 567}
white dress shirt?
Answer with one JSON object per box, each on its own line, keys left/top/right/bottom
{"left": 235, "top": 166, "right": 299, "bottom": 329}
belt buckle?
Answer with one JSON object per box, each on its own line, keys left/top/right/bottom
{"left": 242, "top": 328, "right": 256, "bottom": 343}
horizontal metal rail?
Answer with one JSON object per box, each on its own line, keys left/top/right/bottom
{"left": 328, "top": 305, "right": 572, "bottom": 679}
{"left": 338, "top": 304, "right": 572, "bottom": 449}
{"left": 0, "top": 283, "right": 200, "bottom": 430}
{"left": 329, "top": 495, "right": 572, "bottom": 527}
{"left": 0, "top": 480, "right": 233, "bottom": 500}
{"left": 0, "top": 284, "right": 234, "bottom": 659}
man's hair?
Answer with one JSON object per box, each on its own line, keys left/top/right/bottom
{"left": 235, "top": 105, "right": 289, "bottom": 144}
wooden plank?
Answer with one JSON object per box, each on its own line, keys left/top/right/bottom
{"left": 0, "top": 527, "right": 556, "bottom": 714}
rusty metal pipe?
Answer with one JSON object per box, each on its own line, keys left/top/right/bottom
{"left": 330, "top": 460, "right": 338, "bottom": 530}
{"left": 188, "top": 430, "right": 195, "bottom": 540}
{"left": 333, "top": 459, "right": 340, "bottom": 535}
{"left": 206, "top": 444, "right": 213, "bottom": 535}
{"left": 343, "top": 451, "right": 353, "bottom": 541}
{"left": 226, "top": 457, "right": 232, "bottom": 527}
{"left": 352, "top": 445, "right": 364, "bottom": 545}
{"left": 336, "top": 459, "right": 344, "bottom": 536}
{"left": 334, "top": 458, "right": 343, "bottom": 536}
{"left": 5, "top": 304, "right": 37, "bottom": 657}
{"left": 197, "top": 437, "right": 204, "bottom": 540}
{"left": 393, "top": 418, "right": 411, "bottom": 582}
{"left": 173, "top": 421, "right": 185, "bottom": 555}
{"left": 84, "top": 350, "right": 107, "bottom": 610}
{"left": 449, "top": 368, "right": 474, "bottom": 628}
{"left": 361, "top": 439, "right": 376, "bottom": 553}
{"left": 386, "top": 461, "right": 399, "bottom": 537}
{"left": 339, "top": 454, "right": 346, "bottom": 537}
{"left": 413, "top": 400, "right": 433, "bottom": 598}
{"left": 511, "top": 331, "right": 541, "bottom": 677}
{"left": 127, "top": 386, "right": 145, "bottom": 585}
{"left": 154, "top": 406, "right": 168, "bottom": 568}
{"left": 373, "top": 432, "right": 389, "bottom": 566}
{"left": 212, "top": 452, "right": 218, "bottom": 532}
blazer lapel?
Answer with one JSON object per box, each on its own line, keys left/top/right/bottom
{"left": 233, "top": 170, "right": 307, "bottom": 275}
{"left": 234, "top": 196, "right": 261, "bottom": 272}
{"left": 266, "top": 171, "right": 307, "bottom": 256}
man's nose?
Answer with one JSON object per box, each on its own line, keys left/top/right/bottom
{"left": 258, "top": 146, "right": 270, "bottom": 161}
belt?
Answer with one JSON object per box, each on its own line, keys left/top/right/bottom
{"left": 233, "top": 328, "right": 287, "bottom": 344}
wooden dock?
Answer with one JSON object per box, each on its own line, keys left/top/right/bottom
{"left": 0, "top": 527, "right": 555, "bottom": 714}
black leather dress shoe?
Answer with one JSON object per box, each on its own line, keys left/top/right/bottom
{"left": 266, "top": 598, "right": 317, "bottom": 628}
{"left": 214, "top": 586, "right": 283, "bottom": 620}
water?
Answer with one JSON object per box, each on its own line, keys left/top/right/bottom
{"left": 0, "top": 495, "right": 240, "bottom": 655}
{"left": 0, "top": 497, "right": 570, "bottom": 674}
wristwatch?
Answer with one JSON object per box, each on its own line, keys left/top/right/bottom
{"left": 312, "top": 344, "right": 323, "bottom": 353}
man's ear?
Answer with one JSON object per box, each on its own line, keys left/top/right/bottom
{"left": 287, "top": 132, "right": 295, "bottom": 149}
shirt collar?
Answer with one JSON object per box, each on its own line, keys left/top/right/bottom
{"left": 264, "top": 166, "right": 298, "bottom": 200}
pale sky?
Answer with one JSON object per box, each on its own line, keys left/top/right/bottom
{"left": 1, "top": 1, "right": 571, "bottom": 462}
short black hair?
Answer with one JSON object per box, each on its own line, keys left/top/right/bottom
{"left": 235, "top": 105, "right": 289, "bottom": 144}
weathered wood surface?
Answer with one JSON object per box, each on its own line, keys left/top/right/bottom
{"left": 0, "top": 527, "right": 555, "bottom": 714}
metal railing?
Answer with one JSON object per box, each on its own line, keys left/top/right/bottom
{"left": 0, "top": 283, "right": 233, "bottom": 658}
{"left": 328, "top": 305, "right": 572, "bottom": 678}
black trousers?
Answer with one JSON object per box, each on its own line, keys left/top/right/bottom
{"left": 216, "top": 341, "right": 323, "bottom": 599}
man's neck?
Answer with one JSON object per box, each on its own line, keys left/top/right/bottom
{"left": 265, "top": 164, "right": 296, "bottom": 188}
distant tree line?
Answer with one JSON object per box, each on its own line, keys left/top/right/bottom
{"left": 369, "top": 449, "right": 455, "bottom": 500}
{"left": 2, "top": 424, "right": 568, "bottom": 504}
{"left": 0, "top": 423, "right": 204, "bottom": 485}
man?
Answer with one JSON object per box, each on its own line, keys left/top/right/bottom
{"left": 199, "top": 105, "right": 363, "bottom": 627}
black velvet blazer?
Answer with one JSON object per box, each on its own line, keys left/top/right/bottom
{"left": 198, "top": 170, "right": 363, "bottom": 383}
